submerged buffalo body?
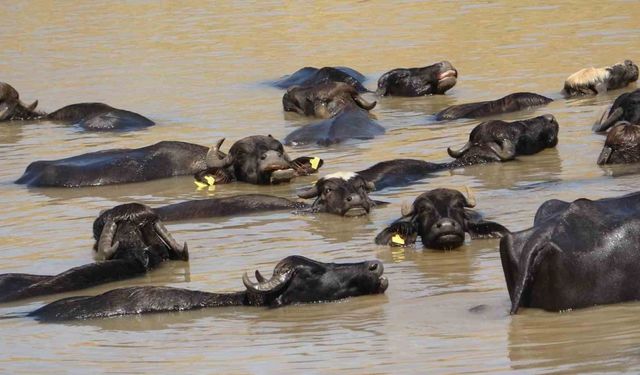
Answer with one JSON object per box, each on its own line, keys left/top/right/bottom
{"left": 434, "top": 92, "right": 553, "bottom": 121}
{"left": 597, "top": 121, "right": 640, "bottom": 165}
{"left": 283, "top": 82, "right": 376, "bottom": 118}
{"left": 284, "top": 108, "right": 385, "bottom": 146}
{"left": 376, "top": 61, "right": 458, "bottom": 96}
{"left": 593, "top": 89, "right": 640, "bottom": 133}
{"left": 272, "top": 66, "right": 368, "bottom": 92}
{"left": 0, "top": 82, "right": 154, "bottom": 130}
{"left": 0, "top": 203, "right": 187, "bottom": 303}
{"left": 29, "top": 255, "right": 388, "bottom": 321}
{"left": 447, "top": 115, "right": 559, "bottom": 162}
{"left": 501, "top": 192, "right": 640, "bottom": 313}
{"left": 562, "top": 60, "right": 639, "bottom": 97}
{"left": 375, "top": 188, "right": 508, "bottom": 249}
{"left": 16, "top": 141, "right": 209, "bottom": 187}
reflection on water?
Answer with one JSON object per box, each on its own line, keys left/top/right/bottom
{"left": 1, "top": 0, "right": 640, "bottom": 373}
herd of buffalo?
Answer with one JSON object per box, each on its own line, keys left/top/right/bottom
{"left": 2, "top": 58, "right": 640, "bottom": 321}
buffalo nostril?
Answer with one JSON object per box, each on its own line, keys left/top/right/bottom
{"left": 261, "top": 154, "right": 267, "bottom": 160}
{"left": 346, "top": 196, "right": 352, "bottom": 202}
{"left": 369, "top": 263, "right": 378, "bottom": 271}
{"left": 437, "top": 223, "right": 442, "bottom": 228}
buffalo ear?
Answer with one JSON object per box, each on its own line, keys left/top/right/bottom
{"left": 375, "top": 220, "right": 418, "bottom": 247}
{"left": 297, "top": 183, "right": 320, "bottom": 199}
{"left": 467, "top": 220, "right": 510, "bottom": 239}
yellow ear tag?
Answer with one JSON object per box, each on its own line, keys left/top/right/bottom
{"left": 310, "top": 157, "right": 320, "bottom": 170}
{"left": 204, "top": 175, "right": 216, "bottom": 185}
{"left": 194, "top": 180, "right": 209, "bottom": 189}
{"left": 391, "top": 234, "right": 405, "bottom": 245}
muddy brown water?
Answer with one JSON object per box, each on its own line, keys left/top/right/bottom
{"left": 1, "top": 1, "right": 640, "bottom": 373}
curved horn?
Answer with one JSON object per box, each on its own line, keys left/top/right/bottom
{"left": 447, "top": 141, "right": 472, "bottom": 158}
{"left": 255, "top": 270, "right": 267, "bottom": 283}
{"left": 401, "top": 201, "right": 414, "bottom": 217}
{"left": 365, "top": 180, "right": 376, "bottom": 192}
{"left": 205, "top": 138, "right": 234, "bottom": 168}
{"left": 297, "top": 184, "right": 320, "bottom": 199}
{"left": 593, "top": 107, "right": 624, "bottom": 133}
{"left": 96, "top": 219, "right": 120, "bottom": 260}
{"left": 154, "top": 221, "right": 188, "bottom": 259}
{"left": 352, "top": 93, "right": 377, "bottom": 111}
{"left": 21, "top": 100, "right": 38, "bottom": 111}
{"left": 488, "top": 139, "right": 516, "bottom": 161}
{"left": 597, "top": 146, "right": 613, "bottom": 165}
{"left": 242, "top": 268, "right": 294, "bottom": 293}
{"left": 464, "top": 186, "right": 477, "bottom": 208}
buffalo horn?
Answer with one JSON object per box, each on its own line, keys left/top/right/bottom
{"left": 464, "top": 186, "right": 477, "bottom": 208}
{"left": 255, "top": 270, "right": 266, "bottom": 283}
{"left": 352, "top": 93, "right": 377, "bottom": 111}
{"left": 297, "top": 184, "right": 320, "bottom": 199}
{"left": 447, "top": 142, "right": 472, "bottom": 158}
{"left": 96, "top": 219, "right": 120, "bottom": 260}
{"left": 593, "top": 107, "right": 624, "bottom": 133}
{"left": 205, "top": 138, "right": 233, "bottom": 168}
{"left": 154, "top": 221, "right": 188, "bottom": 258}
{"left": 242, "top": 268, "right": 294, "bottom": 293}
{"left": 488, "top": 139, "right": 516, "bottom": 161}
{"left": 23, "top": 100, "right": 38, "bottom": 111}
{"left": 401, "top": 201, "right": 414, "bottom": 217}
{"left": 597, "top": 146, "right": 613, "bottom": 165}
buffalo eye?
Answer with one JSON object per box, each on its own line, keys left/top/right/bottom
{"left": 260, "top": 154, "right": 267, "bottom": 160}
{"left": 324, "top": 188, "right": 332, "bottom": 194}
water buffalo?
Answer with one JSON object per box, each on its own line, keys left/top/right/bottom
{"left": 562, "top": 60, "right": 639, "bottom": 97}
{"left": 282, "top": 82, "right": 376, "bottom": 118}
{"left": 0, "top": 203, "right": 187, "bottom": 303}
{"left": 434, "top": 93, "right": 553, "bottom": 121}
{"left": 16, "top": 135, "right": 320, "bottom": 187}
{"left": 376, "top": 61, "right": 458, "bottom": 96}
{"left": 0, "top": 82, "right": 154, "bottom": 130}
{"left": 195, "top": 135, "right": 323, "bottom": 186}
{"left": 272, "top": 66, "right": 368, "bottom": 92}
{"left": 29, "top": 255, "right": 388, "bottom": 321}
{"left": 157, "top": 172, "right": 379, "bottom": 220}
{"left": 284, "top": 108, "right": 385, "bottom": 146}
{"left": 501, "top": 192, "right": 640, "bottom": 314}
{"left": 375, "top": 188, "right": 508, "bottom": 249}
{"left": 447, "top": 115, "right": 559, "bottom": 162}
{"left": 0, "top": 82, "right": 41, "bottom": 121}
{"left": 593, "top": 89, "right": 640, "bottom": 133}
{"left": 596, "top": 121, "right": 640, "bottom": 165}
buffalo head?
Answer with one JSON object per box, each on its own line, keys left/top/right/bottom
{"left": 597, "top": 121, "right": 640, "bottom": 165}
{"left": 376, "top": 61, "right": 458, "bottom": 96}
{"left": 593, "top": 89, "right": 640, "bottom": 133}
{"left": 283, "top": 82, "right": 376, "bottom": 118}
{"left": 563, "top": 60, "right": 639, "bottom": 97}
{"left": 447, "top": 114, "right": 559, "bottom": 164}
{"left": 93, "top": 203, "right": 188, "bottom": 267}
{"left": 242, "top": 255, "right": 388, "bottom": 307}
{"left": 375, "top": 188, "right": 508, "bottom": 249}
{"left": 0, "top": 82, "right": 41, "bottom": 121}
{"left": 203, "top": 135, "right": 322, "bottom": 185}
{"left": 297, "top": 172, "right": 376, "bottom": 216}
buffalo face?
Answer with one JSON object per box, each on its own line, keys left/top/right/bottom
{"left": 597, "top": 121, "right": 640, "bottom": 165}
{"left": 0, "top": 82, "right": 40, "bottom": 121}
{"left": 93, "top": 203, "right": 188, "bottom": 267}
{"left": 242, "top": 255, "right": 388, "bottom": 307}
{"left": 297, "top": 172, "right": 376, "bottom": 216}
{"left": 205, "top": 135, "right": 301, "bottom": 185}
{"left": 376, "top": 61, "right": 458, "bottom": 96}
{"left": 375, "top": 188, "right": 508, "bottom": 249}
{"left": 283, "top": 82, "right": 376, "bottom": 118}
{"left": 447, "top": 114, "right": 559, "bottom": 164}
{"left": 563, "top": 60, "right": 639, "bottom": 96}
